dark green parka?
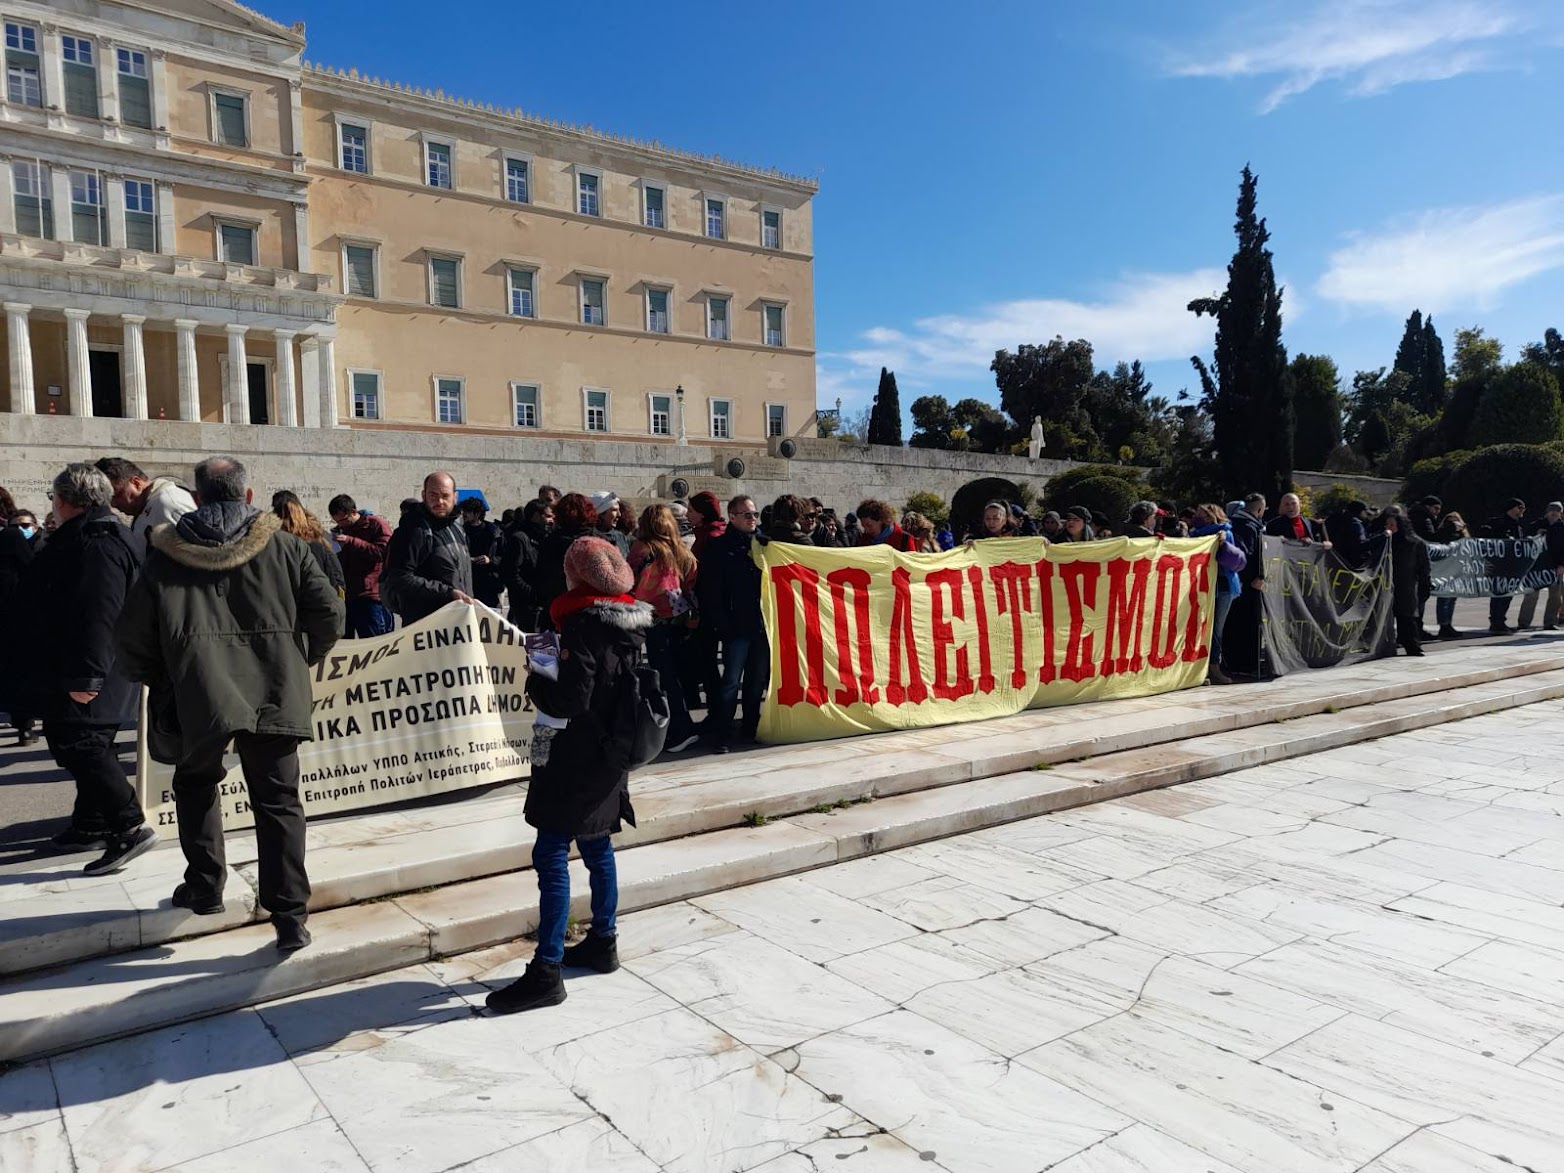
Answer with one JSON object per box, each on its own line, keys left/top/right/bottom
{"left": 116, "top": 506, "right": 343, "bottom": 756}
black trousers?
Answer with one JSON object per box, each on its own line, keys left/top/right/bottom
{"left": 45, "top": 722, "right": 144, "bottom": 834}
{"left": 174, "top": 733, "right": 310, "bottom": 924}
{"left": 1395, "top": 613, "right": 1422, "bottom": 654}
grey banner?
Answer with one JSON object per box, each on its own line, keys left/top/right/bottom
{"left": 1428, "top": 537, "right": 1557, "bottom": 598}
{"left": 1259, "top": 537, "right": 1395, "bottom": 676}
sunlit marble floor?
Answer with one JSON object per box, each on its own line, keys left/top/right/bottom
{"left": 5, "top": 701, "right": 1564, "bottom": 1173}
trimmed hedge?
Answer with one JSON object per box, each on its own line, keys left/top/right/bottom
{"left": 1042, "top": 463, "right": 1147, "bottom": 506}
{"left": 949, "top": 477, "right": 1021, "bottom": 539}
{"left": 1439, "top": 444, "right": 1564, "bottom": 521}
{"left": 1060, "top": 476, "right": 1142, "bottom": 526}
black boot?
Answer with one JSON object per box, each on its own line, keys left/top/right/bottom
{"left": 1438, "top": 625, "right": 1459, "bottom": 639}
{"left": 561, "top": 932, "right": 620, "bottom": 973}
{"left": 172, "top": 882, "right": 227, "bottom": 916}
{"left": 486, "top": 959, "right": 566, "bottom": 1014}
{"left": 275, "top": 919, "right": 313, "bottom": 956}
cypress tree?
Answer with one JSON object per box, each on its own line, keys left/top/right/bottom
{"left": 1393, "top": 310, "right": 1424, "bottom": 386}
{"left": 1187, "top": 166, "right": 1292, "bottom": 501}
{"left": 1419, "top": 316, "right": 1447, "bottom": 414}
{"left": 869, "top": 367, "right": 904, "bottom": 446}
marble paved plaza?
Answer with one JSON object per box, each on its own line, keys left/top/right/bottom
{"left": 5, "top": 701, "right": 1564, "bottom": 1172}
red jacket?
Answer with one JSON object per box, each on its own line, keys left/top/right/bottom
{"left": 333, "top": 512, "right": 392, "bottom": 602}
{"left": 857, "top": 525, "right": 916, "bottom": 553}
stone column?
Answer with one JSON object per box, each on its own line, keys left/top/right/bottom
{"left": 155, "top": 181, "right": 174, "bottom": 254}
{"left": 274, "top": 329, "right": 298, "bottom": 426}
{"left": 39, "top": 26, "right": 66, "bottom": 120}
{"left": 5, "top": 303, "right": 35, "bottom": 413}
{"left": 298, "top": 335, "right": 321, "bottom": 428}
{"left": 97, "top": 36, "right": 119, "bottom": 122}
{"left": 121, "top": 314, "right": 147, "bottom": 420}
{"left": 174, "top": 318, "right": 200, "bottom": 421}
{"left": 105, "top": 174, "right": 127, "bottom": 248}
{"left": 319, "top": 336, "right": 339, "bottom": 428}
{"left": 64, "top": 308, "right": 92, "bottom": 416}
{"left": 0, "top": 159, "right": 16, "bottom": 236}
{"left": 149, "top": 50, "right": 170, "bottom": 135}
{"left": 224, "top": 324, "right": 249, "bottom": 424}
{"left": 50, "top": 169, "right": 73, "bottom": 243}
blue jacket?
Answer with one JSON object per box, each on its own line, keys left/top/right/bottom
{"left": 1191, "top": 522, "right": 1241, "bottom": 596}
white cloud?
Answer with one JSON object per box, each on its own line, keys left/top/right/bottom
{"left": 1171, "top": 0, "right": 1535, "bottom": 112}
{"left": 1316, "top": 195, "right": 1564, "bottom": 312}
{"left": 815, "top": 268, "right": 1231, "bottom": 407}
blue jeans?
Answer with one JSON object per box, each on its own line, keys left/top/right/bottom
{"left": 713, "top": 633, "right": 770, "bottom": 744}
{"left": 532, "top": 832, "right": 617, "bottom": 965}
{"left": 345, "top": 599, "right": 394, "bottom": 638}
{"left": 1436, "top": 596, "right": 1456, "bottom": 627}
{"left": 1211, "top": 590, "right": 1235, "bottom": 668}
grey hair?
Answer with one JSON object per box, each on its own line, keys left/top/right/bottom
{"left": 193, "top": 455, "right": 248, "bottom": 503}
{"left": 1129, "top": 500, "right": 1158, "bottom": 524}
{"left": 52, "top": 463, "right": 114, "bottom": 510}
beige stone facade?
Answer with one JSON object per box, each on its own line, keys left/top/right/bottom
{"left": 0, "top": 0, "right": 816, "bottom": 443}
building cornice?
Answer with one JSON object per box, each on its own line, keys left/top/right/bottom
{"left": 114, "top": 0, "right": 306, "bottom": 49}
{"left": 303, "top": 65, "right": 819, "bottom": 196}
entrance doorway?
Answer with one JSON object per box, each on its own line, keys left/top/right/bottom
{"left": 88, "top": 350, "right": 122, "bottom": 418}
{"left": 246, "top": 361, "right": 270, "bottom": 425}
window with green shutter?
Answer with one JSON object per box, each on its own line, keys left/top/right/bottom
{"left": 12, "top": 160, "right": 51, "bottom": 239}
{"left": 219, "top": 223, "right": 256, "bottom": 265}
{"left": 123, "top": 179, "right": 156, "bottom": 251}
{"left": 429, "top": 256, "right": 460, "bottom": 307}
{"left": 344, "top": 245, "right": 377, "bottom": 297}
{"left": 69, "top": 171, "right": 105, "bottom": 246}
{"left": 62, "top": 35, "right": 98, "bottom": 118}
{"left": 117, "top": 49, "right": 151, "bottom": 128}
{"left": 213, "top": 91, "right": 248, "bottom": 146}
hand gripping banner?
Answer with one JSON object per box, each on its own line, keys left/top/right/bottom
{"left": 1258, "top": 537, "right": 1395, "bottom": 676}
{"left": 757, "top": 536, "right": 1219, "bottom": 743}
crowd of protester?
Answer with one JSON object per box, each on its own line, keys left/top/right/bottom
{"left": 1, "top": 454, "right": 1561, "bottom": 997}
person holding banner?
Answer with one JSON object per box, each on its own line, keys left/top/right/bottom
{"left": 698, "top": 496, "right": 770, "bottom": 753}
{"left": 116, "top": 456, "right": 343, "bottom": 956}
{"left": 486, "top": 537, "right": 652, "bottom": 1016}
{"left": 1384, "top": 506, "right": 1432, "bottom": 656}
{"left": 1433, "top": 511, "right": 1470, "bottom": 637}
{"left": 1518, "top": 502, "right": 1564, "bottom": 631}
{"left": 1482, "top": 499, "right": 1528, "bottom": 634}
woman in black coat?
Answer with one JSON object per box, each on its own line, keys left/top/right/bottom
{"left": 500, "top": 498, "right": 551, "bottom": 630}
{"left": 487, "top": 536, "right": 652, "bottom": 1015}
{"left": 532, "top": 492, "right": 598, "bottom": 628}
{"left": 18, "top": 464, "right": 155, "bottom": 868}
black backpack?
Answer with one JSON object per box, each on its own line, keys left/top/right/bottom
{"left": 605, "top": 652, "right": 670, "bottom": 772}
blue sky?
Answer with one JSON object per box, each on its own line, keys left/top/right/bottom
{"left": 291, "top": 0, "right": 1564, "bottom": 423}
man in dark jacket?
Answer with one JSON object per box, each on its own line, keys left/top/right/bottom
{"left": 21, "top": 464, "right": 157, "bottom": 873}
{"left": 1518, "top": 501, "right": 1564, "bottom": 631}
{"left": 117, "top": 455, "right": 342, "bottom": 954}
{"left": 1223, "top": 494, "right": 1268, "bottom": 676}
{"left": 459, "top": 497, "right": 505, "bottom": 608}
{"left": 1122, "top": 501, "right": 1160, "bottom": 539}
{"left": 381, "top": 471, "right": 473, "bottom": 625}
{"left": 1324, "top": 501, "right": 1373, "bottom": 569}
{"left": 1384, "top": 506, "right": 1432, "bottom": 656}
{"left": 1482, "top": 497, "right": 1527, "bottom": 633}
{"left": 328, "top": 494, "right": 393, "bottom": 638}
{"left": 697, "top": 495, "right": 769, "bottom": 753}
{"left": 1407, "top": 496, "right": 1442, "bottom": 543}
{"left": 1265, "top": 493, "right": 1325, "bottom": 542}
{"left": 500, "top": 498, "right": 550, "bottom": 630}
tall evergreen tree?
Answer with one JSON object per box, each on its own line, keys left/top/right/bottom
{"left": 1187, "top": 166, "right": 1293, "bottom": 501}
{"left": 1289, "top": 353, "right": 1342, "bottom": 470}
{"left": 1393, "top": 310, "right": 1424, "bottom": 384}
{"left": 1419, "top": 316, "right": 1447, "bottom": 414}
{"left": 868, "top": 367, "right": 904, "bottom": 446}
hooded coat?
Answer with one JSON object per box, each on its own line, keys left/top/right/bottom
{"left": 13, "top": 506, "right": 142, "bottom": 728}
{"left": 116, "top": 506, "right": 343, "bottom": 755}
{"left": 523, "top": 598, "right": 653, "bottom": 837}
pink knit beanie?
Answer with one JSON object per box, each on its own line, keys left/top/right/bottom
{"left": 564, "top": 536, "right": 633, "bottom": 594}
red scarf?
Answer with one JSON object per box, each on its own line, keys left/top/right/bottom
{"left": 1289, "top": 515, "right": 1306, "bottom": 540}
{"left": 549, "top": 586, "right": 636, "bottom": 629}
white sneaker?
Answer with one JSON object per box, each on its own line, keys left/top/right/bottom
{"left": 666, "top": 734, "right": 700, "bottom": 753}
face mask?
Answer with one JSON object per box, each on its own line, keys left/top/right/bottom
{"left": 17, "top": 526, "right": 35, "bottom": 539}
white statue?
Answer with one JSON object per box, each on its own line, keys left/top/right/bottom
{"left": 1028, "top": 416, "right": 1045, "bottom": 460}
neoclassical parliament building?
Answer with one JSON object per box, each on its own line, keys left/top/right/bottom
{"left": 0, "top": 0, "right": 817, "bottom": 444}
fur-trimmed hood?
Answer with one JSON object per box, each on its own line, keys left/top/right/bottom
{"left": 150, "top": 510, "right": 282, "bottom": 571}
{"left": 581, "top": 599, "right": 655, "bottom": 632}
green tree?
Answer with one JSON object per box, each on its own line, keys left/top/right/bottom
{"left": 1358, "top": 409, "right": 1392, "bottom": 465}
{"left": 867, "top": 368, "right": 903, "bottom": 447}
{"left": 1390, "top": 311, "right": 1447, "bottom": 415}
{"left": 1344, "top": 367, "right": 1412, "bottom": 442}
{"left": 1450, "top": 327, "right": 1502, "bottom": 383}
{"left": 951, "top": 397, "right": 1012, "bottom": 453}
{"left": 1188, "top": 166, "right": 1292, "bottom": 501}
{"left": 1521, "top": 327, "right": 1564, "bottom": 383}
{"left": 903, "top": 491, "right": 949, "bottom": 525}
{"left": 1290, "top": 353, "right": 1342, "bottom": 469}
{"left": 1082, "top": 360, "right": 1169, "bottom": 465}
{"left": 908, "top": 395, "right": 955, "bottom": 450}
{"left": 1439, "top": 328, "right": 1504, "bottom": 452}
{"left": 1468, "top": 362, "right": 1564, "bottom": 447}
{"left": 991, "top": 337, "right": 1098, "bottom": 460}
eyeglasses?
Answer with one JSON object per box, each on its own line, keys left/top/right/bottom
{"left": 735, "top": 511, "right": 760, "bottom": 519}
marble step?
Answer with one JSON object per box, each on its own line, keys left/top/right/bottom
{"left": 4, "top": 645, "right": 1562, "bottom": 980}
{"left": 4, "top": 665, "right": 1563, "bottom": 1062}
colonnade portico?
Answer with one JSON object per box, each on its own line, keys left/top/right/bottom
{"left": 2, "top": 302, "right": 340, "bottom": 425}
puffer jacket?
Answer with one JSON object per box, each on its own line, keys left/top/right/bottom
{"left": 14, "top": 506, "right": 142, "bottom": 728}
{"left": 524, "top": 598, "right": 653, "bottom": 837}
{"left": 381, "top": 506, "right": 472, "bottom": 623}
{"left": 116, "top": 505, "right": 342, "bottom": 755}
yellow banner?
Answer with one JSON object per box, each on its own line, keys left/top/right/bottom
{"left": 758, "top": 536, "right": 1218, "bottom": 743}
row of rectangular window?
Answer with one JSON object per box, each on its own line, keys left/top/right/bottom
{"left": 10, "top": 160, "right": 158, "bottom": 251}
{"left": 342, "top": 244, "right": 787, "bottom": 345}
{"left": 337, "top": 122, "right": 784, "bottom": 247}
{"left": 350, "top": 371, "right": 787, "bottom": 438}
{"left": 5, "top": 21, "right": 153, "bottom": 128}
